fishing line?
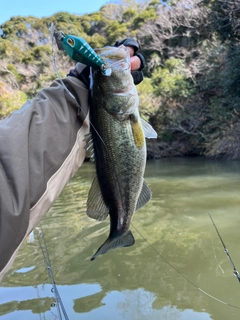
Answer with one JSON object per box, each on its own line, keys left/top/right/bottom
{"left": 49, "top": 24, "right": 134, "bottom": 161}
{"left": 130, "top": 222, "right": 240, "bottom": 310}
{"left": 49, "top": 23, "right": 75, "bottom": 100}
{"left": 36, "top": 284, "right": 47, "bottom": 320}
{"left": 49, "top": 24, "right": 110, "bottom": 152}
{"left": 103, "top": 58, "right": 130, "bottom": 72}
{"left": 37, "top": 226, "right": 69, "bottom": 320}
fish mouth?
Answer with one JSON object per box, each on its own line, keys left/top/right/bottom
{"left": 94, "top": 45, "right": 130, "bottom": 71}
{"left": 91, "top": 230, "right": 135, "bottom": 261}
{"left": 95, "top": 45, "right": 128, "bottom": 59}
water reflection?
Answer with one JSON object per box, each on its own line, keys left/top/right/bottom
{"left": 1, "top": 158, "right": 240, "bottom": 319}
{"left": 0, "top": 285, "right": 212, "bottom": 320}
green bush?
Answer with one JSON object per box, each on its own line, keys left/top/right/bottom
{"left": 151, "top": 58, "right": 195, "bottom": 99}
{"left": 0, "top": 83, "right": 28, "bottom": 119}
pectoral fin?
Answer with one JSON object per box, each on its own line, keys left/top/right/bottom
{"left": 84, "top": 133, "right": 95, "bottom": 162}
{"left": 91, "top": 230, "right": 135, "bottom": 261}
{"left": 87, "top": 176, "right": 109, "bottom": 221}
{"left": 141, "top": 118, "right": 158, "bottom": 139}
{"left": 136, "top": 180, "right": 152, "bottom": 211}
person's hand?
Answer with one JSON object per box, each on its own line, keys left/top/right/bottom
{"left": 127, "top": 47, "right": 141, "bottom": 70}
{"left": 114, "top": 38, "right": 145, "bottom": 85}
{"left": 68, "top": 38, "right": 145, "bottom": 87}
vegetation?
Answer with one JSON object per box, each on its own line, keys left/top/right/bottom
{"left": 1, "top": 0, "right": 240, "bottom": 159}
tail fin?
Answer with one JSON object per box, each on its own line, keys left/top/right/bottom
{"left": 91, "top": 230, "right": 135, "bottom": 261}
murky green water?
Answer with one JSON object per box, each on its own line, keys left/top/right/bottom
{"left": 1, "top": 158, "right": 240, "bottom": 320}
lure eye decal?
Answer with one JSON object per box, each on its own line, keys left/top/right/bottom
{"left": 67, "top": 38, "right": 75, "bottom": 47}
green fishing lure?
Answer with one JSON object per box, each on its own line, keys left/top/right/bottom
{"left": 54, "top": 31, "right": 110, "bottom": 75}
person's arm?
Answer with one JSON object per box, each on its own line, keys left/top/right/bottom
{"left": 114, "top": 38, "right": 145, "bottom": 85}
{"left": 0, "top": 76, "right": 89, "bottom": 281}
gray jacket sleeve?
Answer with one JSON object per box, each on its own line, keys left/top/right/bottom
{"left": 0, "top": 76, "right": 90, "bottom": 281}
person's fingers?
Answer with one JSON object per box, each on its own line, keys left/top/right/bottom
{"left": 126, "top": 46, "right": 135, "bottom": 57}
{"left": 127, "top": 47, "right": 141, "bottom": 70}
{"left": 130, "top": 56, "right": 141, "bottom": 71}
{"left": 126, "top": 46, "right": 142, "bottom": 70}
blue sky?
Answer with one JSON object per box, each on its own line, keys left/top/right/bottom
{"left": 0, "top": 0, "right": 111, "bottom": 25}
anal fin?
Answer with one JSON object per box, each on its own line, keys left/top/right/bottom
{"left": 136, "top": 180, "right": 152, "bottom": 211}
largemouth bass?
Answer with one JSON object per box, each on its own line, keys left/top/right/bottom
{"left": 85, "top": 45, "right": 157, "bottom": 260}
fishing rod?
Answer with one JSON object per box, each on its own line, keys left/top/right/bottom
{"left": 208, "top": 212, "right": 240, "bottom": 283}
{"left": 37, "top": 226, "right": 69, "bottom": 320}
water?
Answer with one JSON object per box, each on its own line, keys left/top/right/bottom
{"left": 1, "top": 158, "right": 240, "bottom": 320}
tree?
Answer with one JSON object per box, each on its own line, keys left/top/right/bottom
{"left": 210, "top": 0, "right": 240, "bottom": 42}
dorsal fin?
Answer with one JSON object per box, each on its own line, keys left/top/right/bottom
{"left": 141, "top": 118, "right": 157, "bottom": 139}
{"left": 87, "top": 176, "right": 109, "bottom": 221}
{"left": 136, "top": 180, "right": 152, "bottom": 211}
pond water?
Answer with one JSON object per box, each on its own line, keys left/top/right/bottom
{"left": 1, "top": 158, "right": 240, "bottom": 320}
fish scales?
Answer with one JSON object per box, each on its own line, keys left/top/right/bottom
{"left": 91, "top": 105, "right": 145, "bottom": 215}
{"left": 85, "top": 45, "right": 157, "bottom": 260}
